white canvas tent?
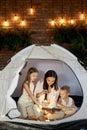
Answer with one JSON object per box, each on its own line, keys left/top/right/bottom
{"left": 0, "top": 44, "right": 87, "bottom": 126}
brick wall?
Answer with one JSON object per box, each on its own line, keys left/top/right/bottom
{"left": 0, "top": 49, "right": 15, "bottom": 69}
{"left": 0, "top": 0, "right": 87, "bottom": 68}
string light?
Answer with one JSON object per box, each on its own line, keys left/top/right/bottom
{"left": 20, "top": 20, "right": 26, "bottom": 26}
{"left": 69, "top": 19, "right": 75, "bottom": 25}
{"left": 79, "top": 13, "right": 85, "bottom": 20}
{"left": 3, "top": 0, "right": 9, "bottom": 27}
{"left": 58, "top": 0, "right": 66, "bottom": 25}
{"left": 13, "top": 15, "right": 19, "bottom": 21}
{"left": 1, "top": 0, "right": 87, "bottom": 28}
{"left": 30, "top": 7, "right": 34, "bottom": 15}
{"left": 13, "top": 0, "right": 18, "bottom": 21}
{"left": 69, "top": 0, "right": 75, "bottom": 25}
{"left": 21, "top": 0, "right": 26, "bottom": 27}
{"left": 29, "top": 0, "right": 34, "bottom": 15}
{"left": 59, "top": 17, "right": 66, "bottom": 25}
{"left": 50, "top": 19, "right": 55, "bottom": 26}
{"left": 79, "top": 0, "right": 85, "bottom": 20}
{"left": 3, "top": 20, "right": 9, "bottom": 27}
{"left": 60, "top": 18, "right": 65, "bottom": 24}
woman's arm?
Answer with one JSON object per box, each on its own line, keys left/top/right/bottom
{"left": 36, "top": 90, "right": 48, "bottom": 98}
{"left": 23, "top": 83, "right": 40, "bottom": 106}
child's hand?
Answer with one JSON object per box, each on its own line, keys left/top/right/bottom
{"left": 39, "top": 104, "right": 42, "bottom": 109}
{"left": 43, "top": 90, "right": 48, "bottom": 94}
{"left": 50, "top": 109, "right": 55, "bottom": 114}
{"left": 62, "top": 107, "right": 70, "bottom": 111}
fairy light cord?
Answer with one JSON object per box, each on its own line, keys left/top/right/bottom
{"left": 81, "top": 0, "right": 83, "bottom": 13}
{"left": 30, "top": 0, "right": 32, "bottom": 8}
{"left": 14, "top": 0, "right": 17, "bottom": 15}
{"left": 5, "top": 0, "right": 7, "bottom": 21}
{"left": 70, "top": 0, "right": 73, "bottom": 19}
{"left": 61, "top": 0, "right": 64, "bottom": 18}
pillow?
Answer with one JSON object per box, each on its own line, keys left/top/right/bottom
{"left": 6, "top": 108, "right": 21, "bottom": 119}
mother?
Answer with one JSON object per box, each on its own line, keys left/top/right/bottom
{"left": 35, "top": 70, "right": 64, "bottom": 120}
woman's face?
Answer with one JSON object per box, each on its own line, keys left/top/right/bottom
{"left": 30, "top": 72, "right": 38, "bottom": 82}
{"left": 46, "top": 77, "right": 55, "bottom": 86}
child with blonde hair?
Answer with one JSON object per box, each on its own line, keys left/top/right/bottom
{"left": 57, "top": 86, "right": 77, "bottom": 116}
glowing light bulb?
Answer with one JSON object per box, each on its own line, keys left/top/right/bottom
{"left": 14, "top": 15, "right": 19, "bottom": 21}
{"left": 50, "top": 20, "right": 55, "bottom": 26}
{"left": 59, "top": 18, "right": 65, "bottom": 25}
{"left": 20, "top": 20, "right": 26, "bottom": 26}
{"left": 80, "top": 13, "right": 85, "bottom": 20}
{"left": 45, "top": 119, "right": 50, "bottom": 122}
{"left": 3, "top": 20, "right": 9, "bottom": 27}
{"left": 69, "top": 19, "right": 75, "bottom": 25}
{"left": 30, "top": 8, "right": 34, "bottom": 15}
{"left": 44, "top": 100, "right": 47, "bottom": 103}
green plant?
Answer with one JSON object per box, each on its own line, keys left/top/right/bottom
{"left": 0, "top": 32, "right": 4, "bottom": 50}
{"left": 53, "top": 23, "right": 87, "bottom": 67}
{"left": 0, "top": 28, "right": 36, "bottom": 51}
{"left": 19, "top": 30, "right": 36, "bottom": 47}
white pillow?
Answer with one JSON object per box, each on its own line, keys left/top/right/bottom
{"left": 7, "top": 108, "right": 21, "bottom": 119}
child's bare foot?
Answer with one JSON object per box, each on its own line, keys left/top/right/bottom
{"left": 18, "top": 116, "right": 22, "bottom": 119}
{"left": 28, "top": 116, "right": 37, "bottom": 120}
{"left": 38, "top": 116, "right": 45, "bottom": 121}
{"left": 18, "top": 116, "right": 26, "bottom": 119}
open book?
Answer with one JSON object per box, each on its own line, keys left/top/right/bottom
{"left": 42, "top": 106, "right": 61, "bottom": 111}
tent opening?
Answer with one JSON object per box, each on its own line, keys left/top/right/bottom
{"left": 11, "top": 59, "right": 83, "bottom": 120}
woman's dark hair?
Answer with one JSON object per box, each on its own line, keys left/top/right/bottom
{"left": 43, "top": 70, "right": 58, "bottom": 91}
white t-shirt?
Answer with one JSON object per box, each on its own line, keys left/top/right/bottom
{"left": 61, "top": 97, "right": 77, "bottom": 115}
{"left": 61, "top": 97, "right": 73, "bottom": 107}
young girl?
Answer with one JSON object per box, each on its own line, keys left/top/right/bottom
{"left": 35, "top": 70, "right": 64, "bottom": 120}
{"left": 57, "top": 86, "right": 77, "bottom": 116}
{"left": 17, "top": 67, "right": 42, "bottom": 120}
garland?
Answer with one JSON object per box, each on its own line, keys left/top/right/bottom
{"left": 0, "top": 28, "right": 35, "bottom": 51}
{"left": 53, "top": 22, "right": 87, "bottom": 67}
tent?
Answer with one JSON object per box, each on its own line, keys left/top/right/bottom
{"left": 0, "top": 44, "right": 87, "bottom": 128}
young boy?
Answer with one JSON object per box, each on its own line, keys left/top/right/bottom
{"left": 57, "top": 86, "right": 77, "bottom": 116}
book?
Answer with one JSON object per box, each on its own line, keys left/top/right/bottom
{"left": 42, "top": 106, "right": 61, "bottom": 111}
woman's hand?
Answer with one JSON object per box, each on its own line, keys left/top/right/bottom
{"left": 36, "top": 90, "right": 48, "bottom": 97}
